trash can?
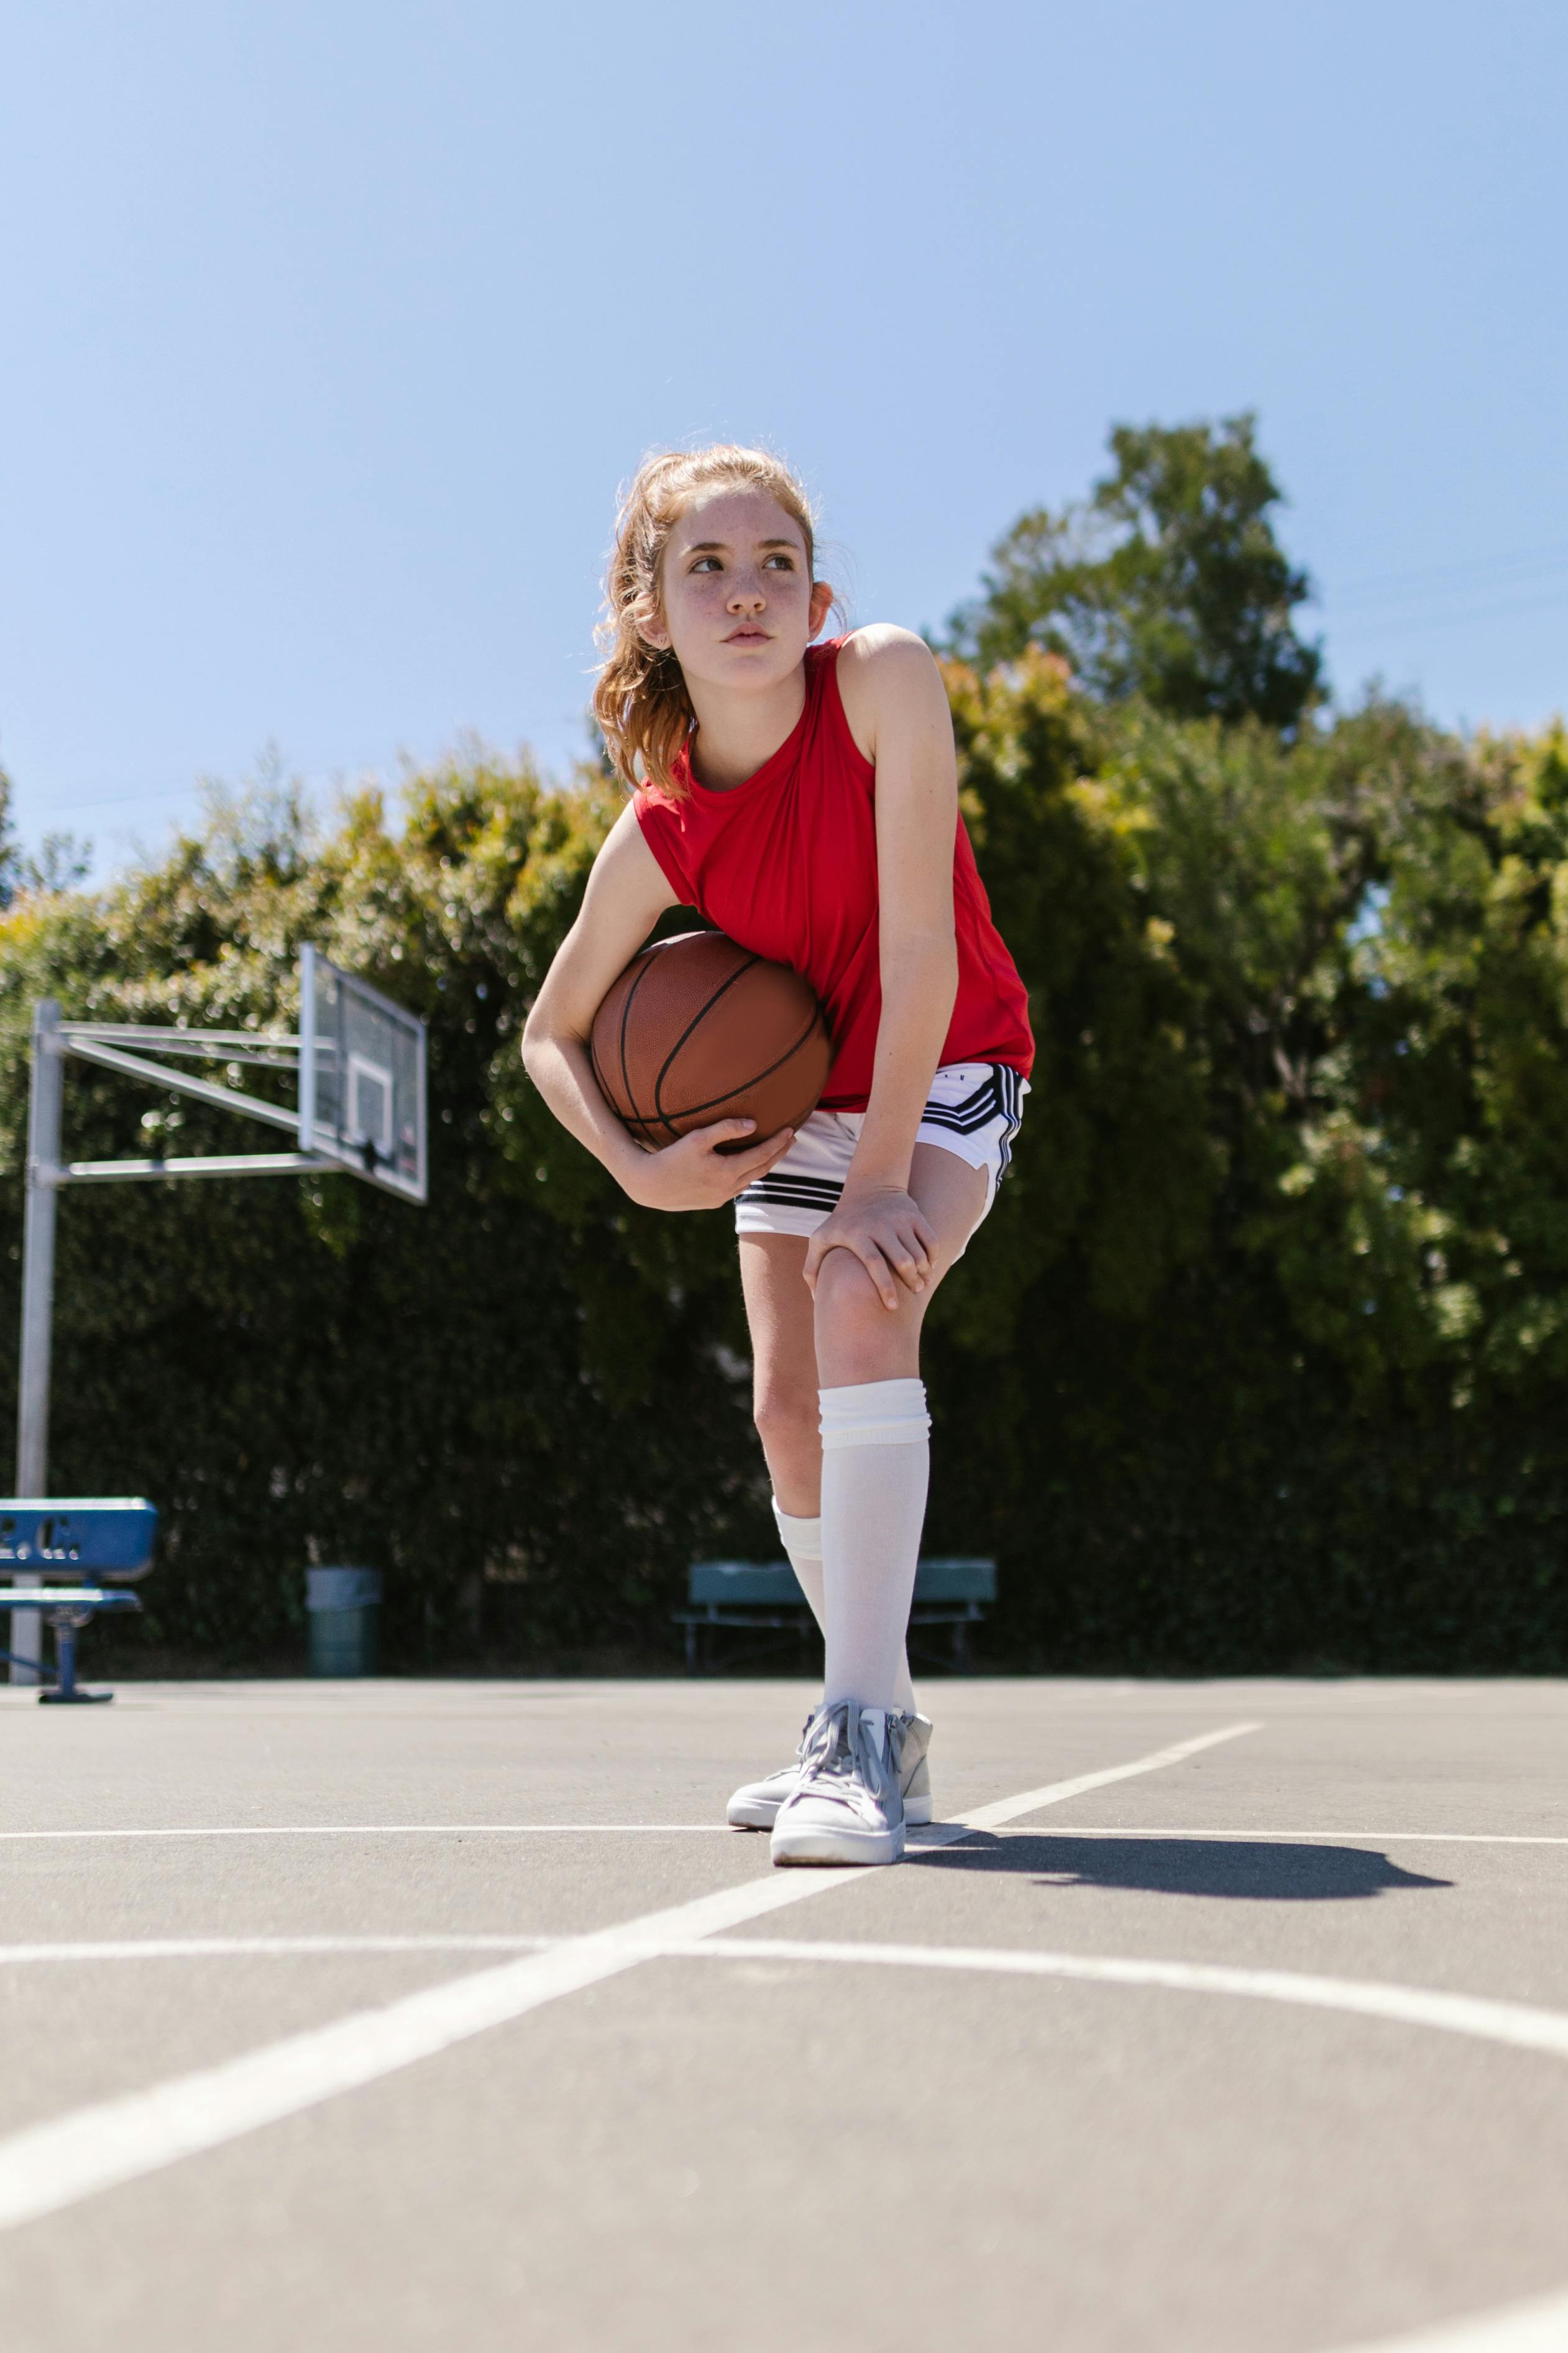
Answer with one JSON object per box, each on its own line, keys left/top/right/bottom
{"left": 305, "top": 1567, "right": 383, "bottom": 1677}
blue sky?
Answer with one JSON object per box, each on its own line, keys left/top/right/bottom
{"left": 4, "top": 1, "right": 1564, "bottom": 878}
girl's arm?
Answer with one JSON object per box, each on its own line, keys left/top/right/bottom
{"left": 521, "top": 804, "right": 796, "bottom": 1211}
{"left": 802, "top": 628, "right": 960, "bottom": 1307}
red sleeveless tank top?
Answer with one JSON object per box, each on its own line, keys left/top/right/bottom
{"left": 632, "top": 638, "right": 1034, "bottom": 1112}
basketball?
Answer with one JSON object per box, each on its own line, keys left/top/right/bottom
{"left": 591, "top": 931, "right": 832, "bottom": 1152}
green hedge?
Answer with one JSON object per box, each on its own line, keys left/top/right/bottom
{"left": 4, "top": 674, "right": 1568, "bottom": 1672}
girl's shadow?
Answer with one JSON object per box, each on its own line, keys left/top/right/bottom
{"left": 909, "top": 1833, "right": 1451, "bottom": 1901}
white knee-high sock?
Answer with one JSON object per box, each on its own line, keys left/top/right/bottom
{"left": 818, "top": 1378, "right": 930, "bottom": 1711}
{"left": 772, "top": 1499, "right": 825, "bottom": 1621}
{"left": 773, "top": 1497, "right": 916, "bottom": 1715}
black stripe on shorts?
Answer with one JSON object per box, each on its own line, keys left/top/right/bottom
{"left": 739, "top": 1174, "right": 845, "bottom": 1209}
{"left": 918, "top": 1066, "right": 1026, "bottom": 1177}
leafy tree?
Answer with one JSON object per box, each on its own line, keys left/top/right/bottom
{"left": 923, "top": 656, "right": 1568, "bottom": 1672}
{"left": 948, "top": 416, "right": 1323, "bottom": 731}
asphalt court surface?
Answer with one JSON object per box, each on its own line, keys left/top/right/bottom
{"left": 1, "top": 1678, "right": 1566, "bottom": 2353}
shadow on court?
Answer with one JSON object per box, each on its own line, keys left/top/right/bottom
{"left": 909, "top": 1834, "right": 1452, "bottom": 1902}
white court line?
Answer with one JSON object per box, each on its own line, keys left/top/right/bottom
{"left": 0, "top": 1823, "right": 734, "bottom": 1841}
{"left": 1, "top": 1821, "right": 1558, "bottom": 1849}
{"left": 953, "top": 1722, "right": 1262, "bottom": 1828}
{"left": 0, "top": 1725, "right": 1258, "bottom": 1845}
{"left": 972, "top": 1826, "right": 1568, "bottom": 1848}
{"left": 0, "top": 1718, "right": 1257, "bottom": 2231}
{"left": 674, "top": 1936, "right": 1568, "bottom": 2060}
{"left": 0, "top": 1938, "right": 554, "bottom": 1964}
{"left": 24, "top": 1925, "right": 1568, "bottom": 2063}
{"left": 1329, "top": 2284, "right": 1568, "bottom": 2351}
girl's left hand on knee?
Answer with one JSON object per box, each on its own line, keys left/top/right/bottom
{"left": 802, "top": 1188, "right": 937, "bottom": 1309}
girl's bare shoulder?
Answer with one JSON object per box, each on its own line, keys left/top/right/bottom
{"left": 835, "top": 625, "right": 948, "bottom": 753}
{"left": 837, "top": 621, "right": 936, "bottom": 673}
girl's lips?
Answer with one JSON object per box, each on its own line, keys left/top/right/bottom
{"left": 725, "top": 629, "right": 771, "bottom": 643}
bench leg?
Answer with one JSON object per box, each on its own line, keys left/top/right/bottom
{"left": 39, "top": 1618, "right": 111, "bottom": 1705}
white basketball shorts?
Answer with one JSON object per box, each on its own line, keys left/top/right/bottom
{"left": 734, "top": 1061, "right": 1029, "bottom": 1247}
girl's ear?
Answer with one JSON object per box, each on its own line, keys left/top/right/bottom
{"left": 634, "top": 594, "right": 671, "bottom": 652}
{"left": 809, "top": 579, "right": 837, "bottom": 638}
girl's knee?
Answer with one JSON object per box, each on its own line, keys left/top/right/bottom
{"left": 812, "top": 1248, "right": 918, "bottom": 1383}
{"left": 753, "top": 1383, "right": 818, "bottom": 1460}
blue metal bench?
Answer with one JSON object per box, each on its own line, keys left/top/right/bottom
{"left": 675, "top": 1555, "right": 996, "bottom": 1673}
{"left": 0, "top": 1499, "right": 158, "bottom": 1703}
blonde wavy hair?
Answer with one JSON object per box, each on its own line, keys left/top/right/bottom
{"left": 593, "top": 444, "right": 821, "bottom": 798}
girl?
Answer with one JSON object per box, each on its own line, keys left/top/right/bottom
{"left": 522, "top": 446, "right": 1032, "bottom": 1866}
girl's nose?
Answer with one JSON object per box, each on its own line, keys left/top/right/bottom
{"left": 728, "top": 576, "right": 765, "bottom": 611}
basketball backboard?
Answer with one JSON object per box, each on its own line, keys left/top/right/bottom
{"left": 300, "top": 947, "right": 427, "bottom": 1203}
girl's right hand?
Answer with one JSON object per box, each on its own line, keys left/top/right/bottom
{"left": 621, "top": 1120, "right": 794, "bottom": 1213}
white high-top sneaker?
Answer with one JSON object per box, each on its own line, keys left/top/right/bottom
{"left": 769, "top": 1700, "right": 906, "bottom": 1867}
{"left": 727, "top": 1709, "right": 933, "bottom": 1830}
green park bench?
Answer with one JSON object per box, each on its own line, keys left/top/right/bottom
{"left": 675, "top": 1555, "right": 996, "bottom": 1674}
{"left": 0, "top": 1499, "right": 158, "bottom": 1704}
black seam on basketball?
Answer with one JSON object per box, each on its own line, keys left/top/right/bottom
{"left": 650, "top": 954, "right": 764, "bottom": 1124}
{"left": 656, "top": 1005, "right": 827, "bottom": 1125}
{"left": 590, "top": 1031, "right": 624, "bottom": 1123}
{"left": 617, "top": 953, "right": 661, "bottom": 1128}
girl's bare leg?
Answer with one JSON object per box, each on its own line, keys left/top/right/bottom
{"left": 738, "top": 1233, "right": 820, "bottom": 1516}
{"left": 738, "top": 1146, "right": 988, "bottom": 1714}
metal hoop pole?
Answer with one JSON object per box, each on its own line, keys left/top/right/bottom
{"left": 13, "top": 1001, "right": 63, "bottom": 1681}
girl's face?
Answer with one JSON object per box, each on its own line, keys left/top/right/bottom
{"left": 641, "top": 486, "right": 835, "bottom": 697}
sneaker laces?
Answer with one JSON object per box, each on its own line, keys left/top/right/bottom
{"left": 795, "top": 1701, "right": 903, "bottom": 1818}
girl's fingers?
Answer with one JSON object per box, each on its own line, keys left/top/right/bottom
{"left": 903, "top": 1215, "right": 935, "bottom": 1267}
{"left": 892, "top": 1247, "right": 927, "bottom": 1294}
{"left": 725, "top": 1127, "right": 794, "bottom": 1182}
{"left": 891, "top": 1222, "right": 933, "bottom": 1289}
{"left": 802, "top": 1220, "right": 933, "bottom": 1311}
{"left": 804, "top": 1234, "right": 897, "bottom": 1305}
{"left": 856, "top": 1239, "right": 901, "bottom": 1311}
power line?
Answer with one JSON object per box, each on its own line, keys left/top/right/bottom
{"left": 14, "top": 780, "right": 208, "bottom": 822}
{"left": 1320, "top": 542, "right": 1568, "bottom": 619}
{"left": 1329, "top": 586, "right": 1568, "bottom": 645}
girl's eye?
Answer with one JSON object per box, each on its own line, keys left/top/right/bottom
{"left": 764, "top": 554, "right": 795, "bottom": 571}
